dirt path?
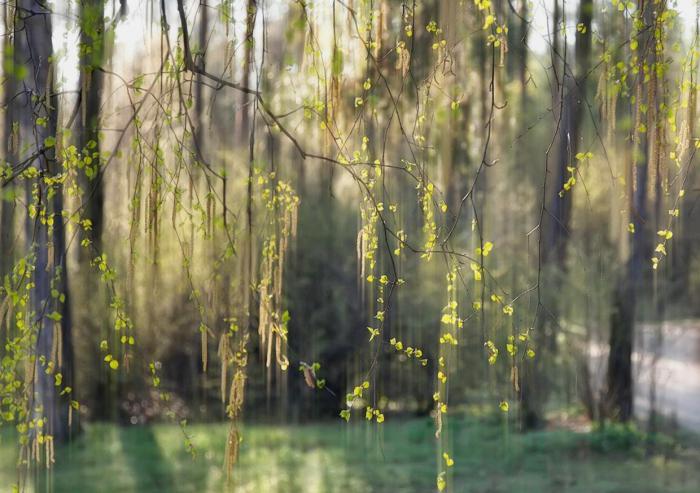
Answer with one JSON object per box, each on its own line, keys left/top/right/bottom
{"left": 588, "top": 320, "right": 700, "bottom": 432}
{"left": 633, "top": 320, "right": 700, "bottom": 431}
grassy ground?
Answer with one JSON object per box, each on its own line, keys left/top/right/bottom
{"left": 1, "top": 414, "right": 699, "bottom": 492}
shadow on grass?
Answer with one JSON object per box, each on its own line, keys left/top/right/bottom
{"left": 30, "top": 424, "right": 181, "bottom": 493}
{"left": 117, "top": 425, "right": 179, "bottom": 492}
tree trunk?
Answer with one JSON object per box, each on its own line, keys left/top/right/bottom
{"left": 606, "top": 0, "right": 659, "bottom": 422}
{"left": 78, "top": 0, "right": 105, "bottom": 252}
{"left": 195, "top": 0, "right": 207, "bottom": 151}
{"left": 0, "top": 2, "right": 17, "bottom": 277}
{"left": 20, "top": 0, "right": 73, "bottom": 443}
{"left": 237, "top": 0, "right": 257, "bottom": 146}
{"left": 607, "top": 279, "right": 635, "bottom": 421}
{"left": 521, "top": 0, "right": 592, "bottom": 430}
{"left": 546, "top": 0, "right": 592, "bottom": 268}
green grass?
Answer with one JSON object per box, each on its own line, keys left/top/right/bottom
{"left": 1, "top": 415, "right": 699, "bottom": 492}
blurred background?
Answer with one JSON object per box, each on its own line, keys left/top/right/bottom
{"left": 1, "top": 0, "right": 700, "bottom": 491}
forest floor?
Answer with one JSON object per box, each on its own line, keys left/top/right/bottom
{"left": 1, "top": 414, "right": 699, "bottom": 493}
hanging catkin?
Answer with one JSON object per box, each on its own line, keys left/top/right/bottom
{"left": 218, "top": 334, "right": 229, "bottom": 402}
{"left": 256, "top": 179, "right": 298, "bottom": 371}
{"left": 224, "top": 423, "right": 240, "bottom": 478}
{"left": 228, "top": 370, "right": 246, "bottom": 417}
{"left": 54, "top": 322, "right": 63, "bottom": 369}
{"left": 201, "top": 324, "right": 208, "bottom": 372}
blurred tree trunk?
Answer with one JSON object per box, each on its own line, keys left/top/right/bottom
{"left": 670, "top": 13, "right": 698, "bottom": 309}
{"left": 20, "top": 0, "right": 74, "bottom": 443}
{"left": 547, "top": 0, "right": 592, "bottom": 268}
{"left": 606, "top": 0, "right": 660, "bottom": 422}
{"left": 440, "top": 1, "right": 467, "bottom": 213}
{"left": 237, "top": 0, "right": 257, "bottom": 146}
{"left": 1, "top": 3, "right": 17, "bottom": 277}
{"left": 77, "top": 0, "right": 110, "bottom": 422}
{"left": 413, "top": 0, "right": 438, "bottom": 82}
{"left": 78, "top": 0, "right": 105, "bottom": 252}
{"left": 195, "top": 1, "right": 207, "bottom": 152}
{"left": 607, "top": 276, "right": 636, "bottom": 421}
{"left": 521, "top": 0, "right": 592, "bottom": 430}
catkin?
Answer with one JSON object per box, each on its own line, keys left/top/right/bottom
{"left": 218, "top": 334, "right": 229, "bottom": 402}
{"left": 201, "top": 327, "right": 208, "bottom": 372}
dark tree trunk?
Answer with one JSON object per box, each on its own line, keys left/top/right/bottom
{"left": 521, "top": 0, "right": 592, "bottom": 430}
{"left": 20, "top": 0, "right": 74, "bottom": 443}
{"left": 0, "top": 3, "right": 17, "bottom": 277}
{"left": 547, "top": 0, "right": 592, "bottom": 267}
{"left": 606, "top": 0, "right": 659, "bottom": 422}
{"left": 76, "top": 0, "right": 111, "bottom": 422}
{"left": 78, "top": 0, "right": 105, "bottom": 252}
{"left": 237, "top": 0, "right": 257, "bottom": 146}
{"left": 607, "top": 279, "right": 635, "bottom": 421}
{"left": 195, "top": 0, "right": 208, "bottom": 152}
